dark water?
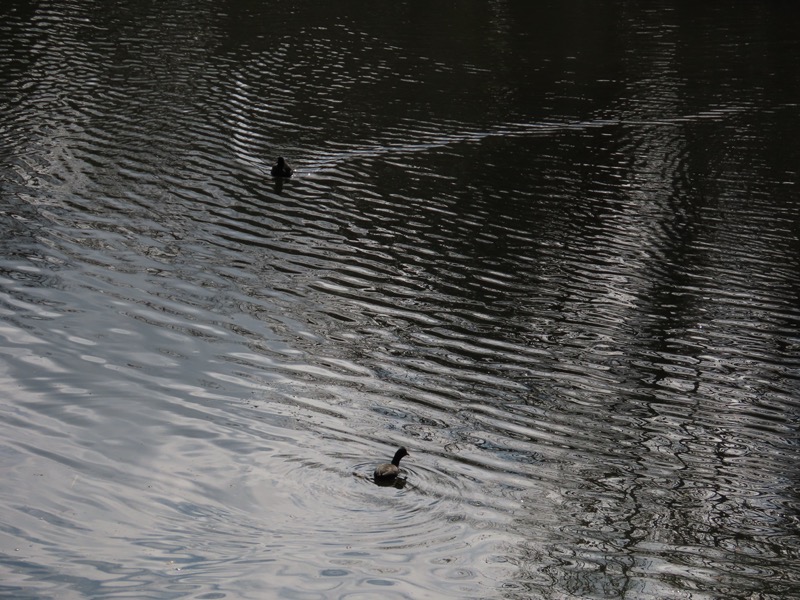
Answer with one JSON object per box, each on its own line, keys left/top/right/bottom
{"left": 2, "top": 1, "right": 800, "bottom": 598}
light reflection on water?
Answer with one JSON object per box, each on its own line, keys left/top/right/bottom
{"left": 2, "top": 1, "right": 800, "bottom": 598}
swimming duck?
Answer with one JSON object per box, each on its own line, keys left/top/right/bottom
{"left": 271, "top": 156, "right": 293, "bottom": 178}
{"left": 373, "top": 447, "right": 409, "bottom": 484}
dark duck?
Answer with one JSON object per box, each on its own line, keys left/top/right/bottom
{"left": 271, "top": 156, "right": 293, "bottom": 178}
{"left": 373, "top": 447, "right": 409, "bottom": 485}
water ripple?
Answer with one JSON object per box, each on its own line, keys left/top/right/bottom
{"left": 3, "top": 2, "right": 800, "bottom": 599}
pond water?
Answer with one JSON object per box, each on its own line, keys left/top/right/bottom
{"left": 2, "top": 1, "right": 800, "bottom": 598}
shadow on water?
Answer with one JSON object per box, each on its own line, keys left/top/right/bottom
{"left": 2, "top": 1, "right": 800, "bottom": 599}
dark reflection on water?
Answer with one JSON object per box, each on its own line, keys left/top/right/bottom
{"left": 2, "top": 0, "right": 800, "bottom": 598}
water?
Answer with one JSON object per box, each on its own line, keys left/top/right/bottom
{"left": 2, "top": 1, "right": 800, "bottom": 598}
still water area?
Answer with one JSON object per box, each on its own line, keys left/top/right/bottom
{"left": 2, "top": 1, "right": 800, "bottom": 598}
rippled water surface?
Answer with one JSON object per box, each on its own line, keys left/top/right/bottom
{"left": 2, "top": 1, "right": 800, "bottom": 598}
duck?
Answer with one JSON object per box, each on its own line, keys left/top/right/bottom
{"left": 271, "top": 156, "right": 293, "bottom": 178}
{"left": 373, "top": 446, "right": 409, "bottom": 484}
